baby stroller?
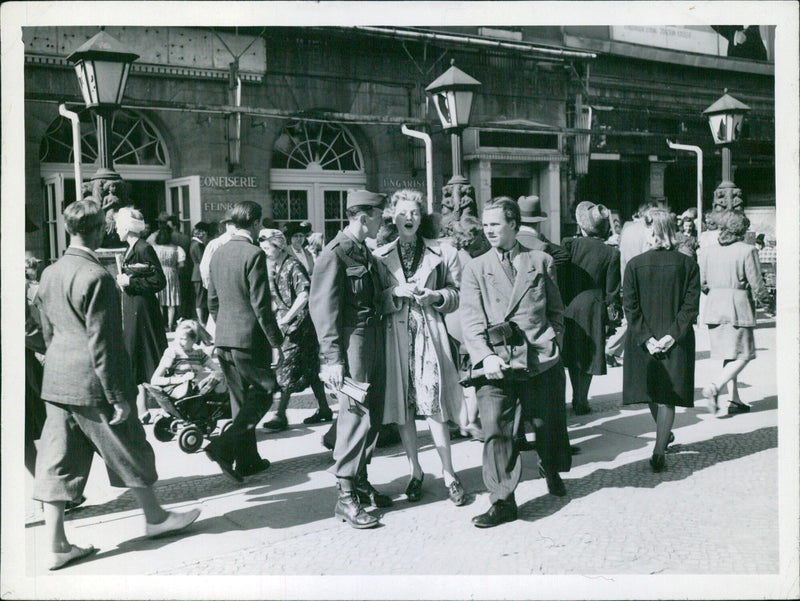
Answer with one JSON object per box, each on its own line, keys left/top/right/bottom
{"left": 143, "top": 381, "right": 231, "bottom": 453}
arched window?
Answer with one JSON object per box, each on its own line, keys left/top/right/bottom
{"left": 271, "top": 120, "right": 363, "bottom": 171}
{"left": 39, "top": 109, "right": 169, "bottom": 167}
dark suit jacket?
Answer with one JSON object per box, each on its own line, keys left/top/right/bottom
{"left": 208, "top": 235, "right": 283, "bottom": 351}
{"left": 35, "top": 247, "right": 137, "bottom": 406}
{"left": 189, "top": 238, "right": 205, "bottom": 283}
{"left": 460, "top": 245, "right": 564, "bottom": 375}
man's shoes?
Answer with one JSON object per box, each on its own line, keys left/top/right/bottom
{"left": 355, "top": 480, "right": 393, "bottom": 508}
{"left": 606, "top": 354, "right": 621, "bottom": 367}
{"left": 538, "top": 464, "right": 567, "bottom": 497}
{"left": 262, "top": 415, "right": 288, "bottom": 431}
{"left": 472, "top": 497, "right": 517, "bottom": 528}
{"left": 728, "top": 402, "right": 751, "bottom": 415}
{"left": 145, "top": 508, "right": 202, "bottom": 539}
{"left": 569, "top": 445, "right": 581, "bottom": 455}
{"left": 237, "top": 458, "right": 271, "bottom": 478}
{"left": 334, "top": 486, "right": 379, "bottom": 529}
{"left": 572, "top": 402, "right": 591, "bottom": 416}
{"left": 405, "top": 474, "right": 424, "bottom": 502}
{"left": 205, "top": 446, "right": 243, "bottom": 482}
{"left": 447, "top": 478, "right": 467, "bottom": 506}
{"left": 48, "top": 544, "right": 98, "bottom": 571}
{"left": 303, "top": 409, "right": 333, "bottom": 424}
{"left": 515, "top": 436, "right": 537, "bottom": 452}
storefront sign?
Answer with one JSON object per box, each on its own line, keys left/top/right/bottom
{"left": 200, "top": 175, "right": 259, "bottom": 189}
{"left": 381, "top": 177, "right": 426, "bottom": 191}
{"left": 611, "top": 26, "right": 723, "bottom": 56}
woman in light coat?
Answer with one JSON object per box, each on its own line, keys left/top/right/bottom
{"left": 375, "top": 189, "right": 468, "bottom": 506}
{"left": 699, "top": 210, "right": 769, "bottom": 415}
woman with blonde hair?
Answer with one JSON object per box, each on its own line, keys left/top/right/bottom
{"left": 374, "top": 189, "right": 468, "bottom": 505}
{"left": 699, "top": 211, "right": 769, "bottom": 415}
{"left": 622, "top": 208, "right": 700, "bottom": 471}
{"left": 115, "top": 206, "right": 168, "bottom": 422}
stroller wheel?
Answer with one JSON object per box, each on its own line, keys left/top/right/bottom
{"left": 219, "top": 420, "right": 233, "bottom": 436}
{"left": 153, "top": 416, "right": 176, "bottom": 442}
{"left": 178, "top": 425, "right": 204, "bottom": 453}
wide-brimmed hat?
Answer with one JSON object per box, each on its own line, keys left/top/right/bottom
{"left": 285, "top": 221, "right": 312, "bottom": 238}
{"left": 517, "top": 195, "right": 547, "bottom": 224}
{"left": 575, "top": 201, "right": 611, "bottom": 238}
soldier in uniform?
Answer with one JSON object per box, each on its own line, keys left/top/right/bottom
{"left": 309, "top": 189, "right": 393, "bottom": 529}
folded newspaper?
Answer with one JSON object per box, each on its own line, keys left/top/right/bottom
{"left": 327, "top": 377, "right": 370, "bottom": 404}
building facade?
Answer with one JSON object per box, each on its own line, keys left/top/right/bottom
{"left": 24, "top": 25, "right": 775, "bottom": 263}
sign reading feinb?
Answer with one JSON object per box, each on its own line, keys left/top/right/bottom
{"left": 201, "top": 175, "right": 258, "bottom": 189}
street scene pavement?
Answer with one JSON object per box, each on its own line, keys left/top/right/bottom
{"left": 23, "top": 313, "right": 781, "bottom": 585}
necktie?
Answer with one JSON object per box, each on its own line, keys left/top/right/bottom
{"left": 502, "top": 251, "right": 516, "bottom": 281}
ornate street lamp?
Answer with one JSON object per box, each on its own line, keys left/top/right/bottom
{"left": 426, "top": 61, "right": 481, "bottom": 233}
{"left": 67, "top": 30, "right": 139, "bottom": 214}
{"left": 702, "top": 91, "right": 751, "bottom": 217}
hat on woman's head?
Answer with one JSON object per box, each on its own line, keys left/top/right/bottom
{"left": 517, "top": 195, "right": 547, "bottom": 224}
{"left": 284, "top": 221, "right": 308, "bottom": 239}
{"left": 258, "top": 228, "right": 287, "bottom": 248}
{"left": 575, "top": 201, "right": 611, "bottom": 238}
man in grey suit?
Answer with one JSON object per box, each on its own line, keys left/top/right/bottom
{"left": 460, "top": 197, "right": 572, "bottom": 528}
{"left": 206, "top": 201, "right": 283, "bottom": 481}
{"left": 34, "top": 200, "right": 200, "bottom": 570}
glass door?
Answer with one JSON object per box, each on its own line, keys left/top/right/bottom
{"left": 321, "top": 187, "right": 350, "bottom": 243}
{"left": 271, "top": 186, "right": 313, "bottom": 231}
{"left": 42, "top": 174, "right": 66, "bottom": 264}
{"left": 165, "top": 176, "right": 201, "bottom": 236}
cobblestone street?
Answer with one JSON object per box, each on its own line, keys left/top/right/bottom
{"left": 16, "top": 316, "right": 794, "bottom": 598}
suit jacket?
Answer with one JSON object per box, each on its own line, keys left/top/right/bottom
{"left": 208, "top": 235, "right": 283, "bottom": 351}
{"left": 189, "top": 238, "right": 205, "bottom": 283}
{"left": 35, "top": 248, "right": 137, "bottom": 406}
{"left": 460, "top": 245, "right": 564, "bottom": 375}
{"left": 516, "top": 226, "right": 570, "bottom": 269}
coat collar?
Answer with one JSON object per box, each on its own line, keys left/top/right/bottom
{"left": 64, "top": 246, "right": 104, "bottom": 267}
{"left": 482, "top": 244, "right": 540, "bottom": 318}
{"left": 375, "top": 237, "right": 443, "bottom": 284}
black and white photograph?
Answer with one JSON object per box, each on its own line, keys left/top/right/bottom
{"left": 2, "top": 2, "right": 798, "bottom": 599}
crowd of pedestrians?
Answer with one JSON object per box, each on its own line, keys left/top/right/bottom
{"left": 25, "top": 186, "right": 774, "bottom": 567}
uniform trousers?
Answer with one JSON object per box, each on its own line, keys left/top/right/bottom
{"left": 33, "top": 400, "right": 158, "bottom": 503}
{"left": 331, "top": 325, "right": 385, "bottom": 485}
{"left": 211, "top": 346, "right": 278, "bottom": 469}
{"left": 476, "top": 360, "right": 571, "bottom": 504}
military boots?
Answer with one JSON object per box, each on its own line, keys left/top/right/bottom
{"left": 334, "top": 481, "right": 379, "bottom": 529}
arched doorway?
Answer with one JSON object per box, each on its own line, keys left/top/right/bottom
{"left": 270, "top": 120, "right": 367, "bottom": 242}
{"left": 39, "top": 109, "right": 172, "bottom": 261}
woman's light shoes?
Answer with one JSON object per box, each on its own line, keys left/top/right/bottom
{"left": 145, "top": 508, "right": 201, "bottom": 538}
{"left": 702, "top": 383, "right": 720, "bottom": 415}
{"left": 48, "top": 544, "right": 98, "bottom": 570}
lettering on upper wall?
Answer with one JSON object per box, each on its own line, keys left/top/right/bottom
{"left": 200, "top": 175, "right": 259, "bottom": 189}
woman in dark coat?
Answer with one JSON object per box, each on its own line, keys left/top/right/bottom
{"left": 115, "top": 207, "right": 168, "bottom": 422}
{"left": 561, "top": 201, "right": 621, "bottom": 415}
{"left": 623, "top": 209, "right": 700, "bottom": 472}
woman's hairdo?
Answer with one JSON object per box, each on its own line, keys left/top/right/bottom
{"left": 644, "top": 208, "right": 679, "bottom": 250}
{"left": 387, "top": 188, "right": 426, "bottom": 218}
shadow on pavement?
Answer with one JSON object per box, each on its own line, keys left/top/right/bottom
{"left": 515, "top": 425, "right": 777, "bottom": 523}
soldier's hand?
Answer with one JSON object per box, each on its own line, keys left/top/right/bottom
{"left": 109, "top": 401, "right": 130, "bottom": 426}
{"left": 483, "top": 354, "right": 508, "bottom": 380}
{"left": 321, "top": 363, "right": 344, "bottom": 389}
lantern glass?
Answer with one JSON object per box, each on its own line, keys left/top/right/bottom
{"left": 707, "top": 112, "right": 745, "bottom": 144}
{"left": 73, "top": 58, "right": 131, "bottom": 108}
{"left": 432, "top": 89, "right": 474, "bottom": 131}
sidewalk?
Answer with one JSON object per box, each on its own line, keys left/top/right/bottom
{"left": 23, "top": 317, "right": 779, "bottom": 579}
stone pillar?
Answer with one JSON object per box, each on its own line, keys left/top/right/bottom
{"left": 540, "top": 162, "right": 561, "bottom": 242}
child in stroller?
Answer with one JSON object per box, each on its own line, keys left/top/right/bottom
{"left": 144, "top": 320, "right": 231, "bottom": 453}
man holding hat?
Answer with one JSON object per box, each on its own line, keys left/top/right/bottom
{"left": 309, "top": 189, "right": 392, "bottom": 529}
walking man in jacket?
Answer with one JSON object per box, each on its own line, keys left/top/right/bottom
{"left": 206, "top": 201, "right": 284, "bottom": 481}
{"left": 34, "top": 199, "right": 200, "bottom": 570}
{"left": 460, "top": 197, "right": 572, "bottom": 528}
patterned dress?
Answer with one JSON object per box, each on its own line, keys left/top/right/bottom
{"left": 398, "top": 237, "right": 441, "bottom": 417}
{"left": 269, "top": 254, "right": 321, "bottom": 393}
{"left": 153, "top": 243, "right": 184, "bottom": 307}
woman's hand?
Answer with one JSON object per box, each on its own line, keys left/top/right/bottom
{"left": 116, "top": 273, "right": 131, "bottom": 288}
{"left": 393, "top": 283, "right": 418, "bottom": 299}
{"left": 645, "top": 337, "right": 662, "bottom": 356}
{"left": 657, "top": 334, "right": 675, "bottom": 352}
{"left": 413, "top": 287, "right": 443, "bottom": 307}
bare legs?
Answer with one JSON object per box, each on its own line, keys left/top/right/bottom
{"left": 135, "top": 385, "right": 150, "bottom": 422}
{"left": 704, "top": 358, "right": 751, "bottom": 412}
{"left": 567, "top": 367, "right": 593, "bottom": 414}
{"left": 648, "top": 402, "right": 675, "bottom": 472}
{"left": 310, "top": 378, "right": 331, "bottom": 413}
{"left": 398, "top": 414, "right": 457, "bottom": 487}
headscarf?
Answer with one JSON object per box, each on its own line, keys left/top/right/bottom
{"left": 115, "top": 206, "right": 146, "bottom": 235}
{"left": 258, "top": 228, "right": 287, "bottom": 249}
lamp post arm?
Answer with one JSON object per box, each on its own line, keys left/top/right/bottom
{"left": 59, "top": 104, "right": 83, "bottom": 200}
{"left": 666, "top": 139, "right": 704, "bottom": 232}
{"left": 401, "top": 125, "right": 434, "bottom": 213}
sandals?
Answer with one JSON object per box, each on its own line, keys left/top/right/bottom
{"left": 48, "top": 544, "right": 98, "bottom": 571}
{"left": 702, "top": 383, "right": 720, "bottom": 415}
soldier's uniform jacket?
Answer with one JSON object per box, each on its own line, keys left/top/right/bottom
{"left": 309, "top": 230, "right": 387, "bottom": 366}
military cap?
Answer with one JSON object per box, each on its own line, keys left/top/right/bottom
{"left": 346, "top": 189, "right": 386, "bottom": 210}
